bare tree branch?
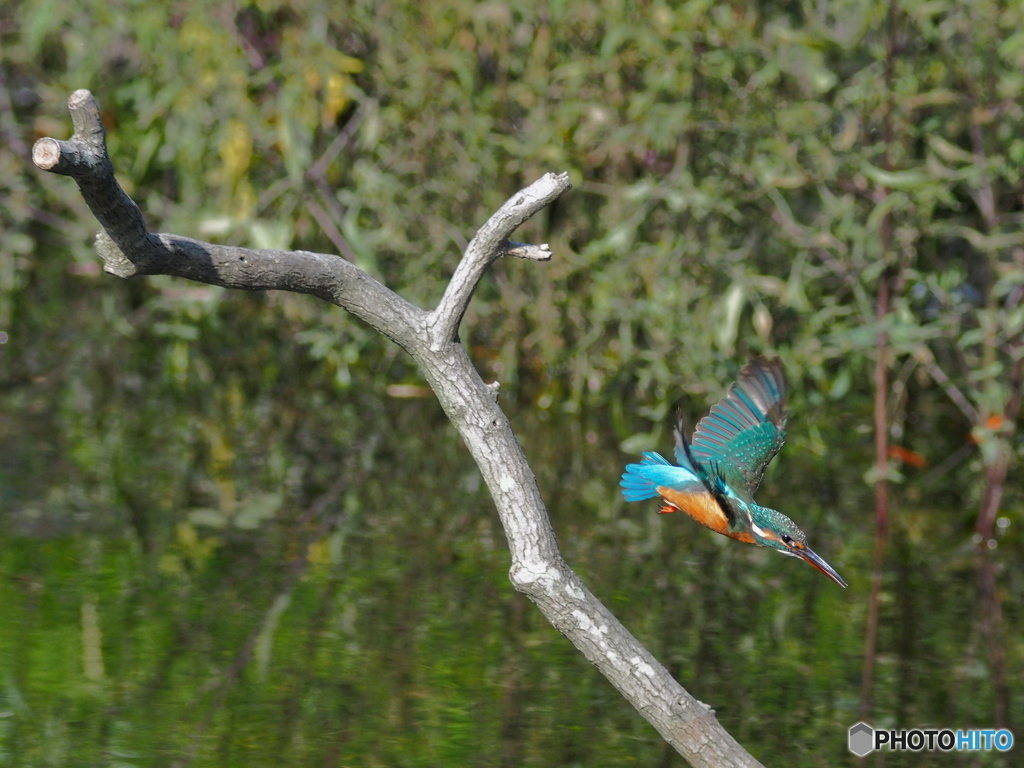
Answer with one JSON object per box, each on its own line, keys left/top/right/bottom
{"left": 33, "top": 89, "right": 764, "bottom": 768}
{"left": 33, "top": 90, "right": 424, "bottom": 349}
{"left": 427, "top": 172, "right": 568, "bottom": 350}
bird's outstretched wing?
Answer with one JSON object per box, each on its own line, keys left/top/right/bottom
{"left": 686, "top": 358, "right": 787, "bottom": 503}
{"left": 673, "top": 415, "right": 754, "bottom": 537}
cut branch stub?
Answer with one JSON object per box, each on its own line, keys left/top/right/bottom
{"left": 501, "top": 240, "right": 553, "bottom": 261}
{"left": 33, "top": 89, "right": 150, "bottom": 255}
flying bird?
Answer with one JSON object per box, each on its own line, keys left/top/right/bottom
{"left": 620, "top": 358, "right": 847, "bottom": 587}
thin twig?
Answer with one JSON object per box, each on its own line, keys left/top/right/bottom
{"left": 926, "top": 359, "right": 980, "bottom": 424}
{"left": 306, "top": 198, "right": 358, "bottom": 262}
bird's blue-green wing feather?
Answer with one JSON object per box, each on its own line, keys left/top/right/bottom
{"left": 688, "top": 358, "right": 787, "bottom": 502}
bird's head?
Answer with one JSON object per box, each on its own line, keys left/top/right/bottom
{"left": 750, "top": 507, "right": 848, "bottom": 588}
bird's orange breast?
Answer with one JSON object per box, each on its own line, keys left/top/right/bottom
{"left": 656, "top": 486, "right": 755, "bottom": 544}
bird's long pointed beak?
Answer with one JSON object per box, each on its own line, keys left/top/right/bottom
{"left": 797, "top": 546, "right": 848, "bottom": 588}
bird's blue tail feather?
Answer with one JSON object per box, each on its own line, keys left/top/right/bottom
{"left": 620, "top": 451, "right": 671, "bottom": 501}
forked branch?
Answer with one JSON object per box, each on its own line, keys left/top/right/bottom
{"left": 33, "top": 89, "right": 762, "bottom": 768}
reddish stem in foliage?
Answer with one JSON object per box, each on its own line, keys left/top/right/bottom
{"left": 973, "top": 356, "right": 1022, "bottom": 729}
{"left": 961, "top": 44, "right": 1022, "bottom": 719}
{"left": 861, "top": 274, "right": 890, "bottom": 722}
{"left": 860, "top": 0, "right": 899, "bottom": 721}
{"left": 976, "top": 455, "right": 1010, "bottom": 729}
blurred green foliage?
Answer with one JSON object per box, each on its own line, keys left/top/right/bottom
{"left": 1, "top": 0, "right": 1023, "bottom": 765}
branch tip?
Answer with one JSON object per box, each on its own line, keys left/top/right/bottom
{"left": 69, "top": 88, "right": 94, "bottom": 109}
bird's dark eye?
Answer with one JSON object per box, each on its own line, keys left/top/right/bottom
{"left": 781, "top": 534, "right": 792, "bottom": 544}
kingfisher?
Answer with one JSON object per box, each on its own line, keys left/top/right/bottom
{"left": 620, "top": 358, "right": 847, "bottom": 588}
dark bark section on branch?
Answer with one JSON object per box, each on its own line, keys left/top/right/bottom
{"left": 34, "top": 89, "right": 764, "bottom": 768}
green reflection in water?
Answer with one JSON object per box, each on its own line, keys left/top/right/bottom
{"left": 0, "top": 396, "right": 1014, "bottom": 767}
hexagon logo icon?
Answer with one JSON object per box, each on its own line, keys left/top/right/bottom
{"left": 849, "top": 722, "right": 874, "bottom": 756}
